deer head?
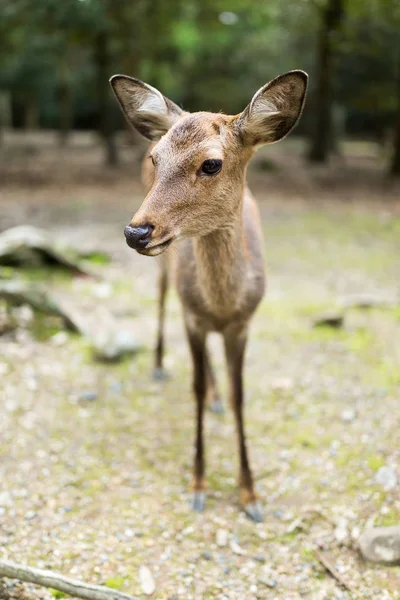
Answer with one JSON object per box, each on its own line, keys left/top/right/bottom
{"left": 110, "top": 71, "right": 308, "bottom": 255}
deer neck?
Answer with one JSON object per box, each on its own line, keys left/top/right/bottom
{"left": 194, "top": 199, "right": 246, "bottom": 316}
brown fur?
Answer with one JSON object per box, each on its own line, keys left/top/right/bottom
{"left": 110, "top": 70, "right": 308, "bottom": 519}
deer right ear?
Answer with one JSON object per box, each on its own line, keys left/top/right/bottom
{"left": 236, "top": 70, "right": 308, "bottom": 146}
{"left": 110, "top": 75, "right": 184, "bottom": 141}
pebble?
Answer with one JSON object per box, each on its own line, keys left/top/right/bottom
{"left": 0, "top": 491, "right": 13, "bottom": 507}
{"left": 139, "top": 565, "right": 156, "bottom": 596}
{"left": 216, "top": 528, "right": 228, "bottom": 547}
{"left": 359, "top": 526, "right": 400, "bottom": 565}
{"left": 375, "top": 466, "right": 397, "bottom": 490}
{"left": 340, "top": 408, "right": 356, "bottom": 422}
{"left": 79, "top": 391, "right": 98, "bottom": 402}
{"left": 259, "top": 577, "right": 277, "bottom": 588}
{"left": 253, "top": 555, "right": 266, "bottom": 563}
{"left": 230, "top": 539, "right": 246, "bottom": 555}
{"left": 51, "top": 331, "right": 69, "bottom": 346}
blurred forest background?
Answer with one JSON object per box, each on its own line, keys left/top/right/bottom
{"left": 1, "top": 2, "right": 400, "bottom": 597}
{"left": 0, "top": 0, "right": 400, "bottom": 173}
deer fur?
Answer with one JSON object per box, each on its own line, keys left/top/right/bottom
{"left": 110, "top": 71, "right": 308, "bottom": 521}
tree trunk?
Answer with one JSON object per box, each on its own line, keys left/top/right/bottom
{"left": 389, "top": 65, "right": 400, "bottom": 176}
{"left": 95, "top": 30, "right": 118, "bottom": 167}
{"left": 58, "top": 61, "right": 73, "bottom": 147}
{"left": 308, "top": 0, "right": 343, "bottom": 163}
{"left": 24, "top": 97, "right": 39, "bottom": 130}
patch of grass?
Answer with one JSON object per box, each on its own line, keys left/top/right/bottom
{"left": 50, "top": 590, "right": 66, "bottom": 599}
{"left": 0, "top": 266, "right": 15, "bottom": 279}
{"left": 300, "top": 546, "right": 316, "bottom": 561}
{"left": 30, "top": 315, "right": 65, "bottom": 341}
{"left": 81, "top": 251, "right": 110, "bottom": 265}
{"left": 374, "top": 507, "right": 399, "bottom": 527}
{"left": 367, "top": 454, "right": 385, "bottom": 472}
{"left": 105, "top": 576, "right": 125, "bottom": 590}
{"left": 346, "top": 328, "right": 375, "bottom": 354}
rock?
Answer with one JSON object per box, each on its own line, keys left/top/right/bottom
{"left": 51, "top": 331, "right": 69, "bottom": 346}
{"left": 201, "top": 551, "right": 213, "bottom": 561}
{"left": 230, "top": 539, "right": 246, "bottom": 556}
{"left": 0, "top": 281, "right": 81, "bottom": 332}
{"left": 313, "top": 311, "right": 344, "bottom": 329}
{"left": 334, "top": 524, "right": 348, "bottom": 543}
{"left": 0, "top": 225, "right": 94, "bottom": 275}
{"left": 0, "top": 491, "right": 13, "bottom": 507}
{"left": 79, "top": 391, "right": 97, "bottom": 402}
{"left": 259, "top": 577, "right": 277, "bottom": 588}
{"left": 375, "top": 466, "right": 397, "bottom": 490}
{"left": 340, "top": 408, "right": 356, "bottom": 422}
{"left": 139, "top": 565, "right": 156, "bottom": 596}
{"left": 91, "top": 327, "right": 141, "bottom": 362}
{"left": 216, "top": 529, "right": 228, "bottom": 547}
{"left": 359, "top": 526, "right": 400, "bottom": 565}
{"left": 339, "top": 293, "right": 399, "bottom": 310}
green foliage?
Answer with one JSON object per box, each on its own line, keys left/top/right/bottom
{"left": 104, "top": 576, "right": 125, "bottom": 590}
{"left": 50, "top": 590, "right": 67, "bottom": 599}
{"left": 0, "top": 0, "right": 399, "bottom": 137}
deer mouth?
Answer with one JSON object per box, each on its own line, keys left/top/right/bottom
{"left": 137, "top": 237, "right": 173, "bottom": 256}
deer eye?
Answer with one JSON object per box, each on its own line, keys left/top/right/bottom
{"left": 201, "top": 159, "right": 222, "bottom": 175}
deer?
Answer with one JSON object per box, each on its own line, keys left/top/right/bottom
{"left": 110, "top": 70, "right": 308, "bottom": 522}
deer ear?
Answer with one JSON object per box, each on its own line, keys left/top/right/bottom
{"left": 236, "top": 70, "right": 308, "bottom": 146}
{"left": 110, "top": 75, "right": 184, "bottom": 141}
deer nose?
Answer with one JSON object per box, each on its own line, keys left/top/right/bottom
{"left": 124, "top": 224, "right": 154, "bottom": 249}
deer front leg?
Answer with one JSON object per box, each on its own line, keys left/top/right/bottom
{"left": 205, "top": 348, "right": 224, "bottom": 414}
{"left": 152, "top": 259, "right": 169, "bottom": 381}
{"left": 224, "top": 328, "right": 263, "bottom": 523}
{"left": 186, "top": 326, "right": 207, "bottom": 512}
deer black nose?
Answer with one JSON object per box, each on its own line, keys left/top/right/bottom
{"left": 124, "top": 224, "right": 154, "bottom": 250}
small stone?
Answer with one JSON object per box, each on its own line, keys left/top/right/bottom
{"left": 359, "top": 526, "right": 400, "bottom": 565}
{"left": 375, "top": 466, "right": 397, "bottom": 490}
{"left": 334, "top": 525, "right": 348, "bottom": 543}
{"left": 259, "top": 577, "right": 277, "bottom": 588}
{"left": 313, "top": 311, "right": 344, "bottom": 329}
{"left": 216, "top": 529, "right": 228, "bottom": 547}
{"left": 0, "top": 491, "right": 13, "bottom": 507}
{"left": 340, "top": 408, "right": 356, "bottom": 422}
{"left": 139, "top": 565, "right": 156, "bottom": 595}
{"left": 201, "top": 551, "right": 213, "bottom": 561}
{"left": 230, "top": 539, "right": 246, "bottom": 555}
{"left": 51, "top": 331, "right": 69, "bottom": 346}
{"left": 79, "top": 391, "right": 97, "bottom": 402}
{"left": 253, "top": 555, "right": 266, "bottom": 563}
{"left": 124, "top": 528, "right": 134, "bottom": 538}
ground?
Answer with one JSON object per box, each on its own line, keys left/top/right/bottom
{"left": 0, "top": 133, "right": 400, "bottom": 600}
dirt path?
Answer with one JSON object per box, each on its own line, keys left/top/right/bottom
{"left": 1, "top": 143, "right": 400, "bottom": 599}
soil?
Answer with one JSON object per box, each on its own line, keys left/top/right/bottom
{"left": 0, "top": 133, "right": 400, "bottom": 599}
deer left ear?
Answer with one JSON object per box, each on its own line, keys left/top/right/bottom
{"left": 236, "top": 70, "right": 308, "bottom": 146}
{"left": 110, "top": 75, "right": 184, "bottom": 141}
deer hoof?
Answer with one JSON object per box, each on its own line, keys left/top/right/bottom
{"left": 152, "top": 367, "right": 169, "bottom": 381}
{"left": 209, "top": 398, "right": 224, "bottom": 415}
{"left": 191, "top": 491, "right": 205, "bottom": 512}
{"left": 244, "top": 502, "right": 263, "bottom": 523}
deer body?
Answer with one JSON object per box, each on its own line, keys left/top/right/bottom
{"left": 110, "top": 71, "right": 308, "bottom": 521}
{"left": 176, "top": 189, "right": 265, "bottom": 330}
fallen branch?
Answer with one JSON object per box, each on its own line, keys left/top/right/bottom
{"left": 0, "top": 559, "right": 136, "bottom": 600}
{"left": 314, "top": 548, "right": 353, "bottom": 593}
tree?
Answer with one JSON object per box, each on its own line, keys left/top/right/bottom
{"left": 308, "top": 0, "right": 344, "bottom": 163}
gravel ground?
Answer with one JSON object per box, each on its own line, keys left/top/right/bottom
{"left": 1, "top": 140, "right": 400, "bottom": 599}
